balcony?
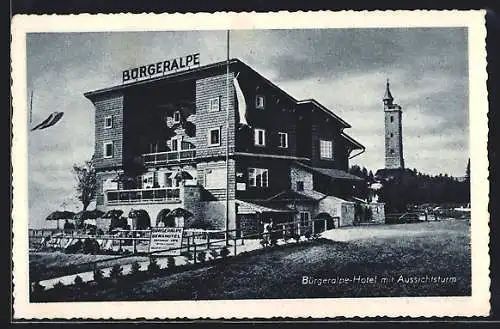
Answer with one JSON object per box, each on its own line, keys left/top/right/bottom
{"left": 143, "top": 149, "right": 196, "bottom": 167}
{"left": 106, "top": 187, "right": 181, "bottom": 205}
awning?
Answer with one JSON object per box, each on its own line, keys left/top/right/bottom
{"left": 236, "top": 200, "right": 295, "bottom": 215}
{"left": 265, "top": 190, "right": 325, "bottom": 202}
{"left": 294, "top": 162, "right": 363, "bottom": 181}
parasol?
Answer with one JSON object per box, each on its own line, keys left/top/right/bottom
{"left": 46, "top": 210, "right": 76, "bottom": 230}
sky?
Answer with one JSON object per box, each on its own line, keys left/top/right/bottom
{"left": 26, "top": 28, "right": 469, "bottom": 228}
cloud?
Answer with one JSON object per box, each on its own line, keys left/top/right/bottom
{"left": 25, "top": 28, "right": 469, "bottom": 228}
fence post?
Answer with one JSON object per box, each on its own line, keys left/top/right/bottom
{"left": 233, "top": 233, "right": 237, "bottom": 256}
{"left": 311, "top": 219, "right": 315, "bottom": 236}
{"left": 297, "top": 222, "right": 301, "bottom": 236}
{"left": 324, "top": 219, "right": 327, "bottom": 232}
{"left": 207, "top": 233, "right": 210, "bottom": 251}
{"left": 187, "top": 233, "right": 191, "bottom": 252}
{"left": 193, "top": 239, "right": 197, "bottom": 264}
{"left": 241, "top": 230, "right": 244, "bottom": 245}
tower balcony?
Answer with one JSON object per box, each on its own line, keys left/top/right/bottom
{"left": 106, "top": 187, "right": 181, "bottom": 205}
{"left": 142, "top": 149, "right": 196, "bottom": 167}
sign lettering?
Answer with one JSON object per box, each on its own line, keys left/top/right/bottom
{"left": 149, "top": 227, "right": 184, "bottom": 256}
{"left": 122, "top": 53, "right": 200, "bottom": 83}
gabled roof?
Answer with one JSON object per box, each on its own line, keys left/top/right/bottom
{"left": 340, "top": 132, "right": 365, "bottom": 150}
{"left": 264, "top": 190, "right": 322, "bottom": 202}
{"left": 294, "top": 161, "right": 364, "bottom": 181}
{"left": 235, "top": 199, "right": 295, "bottom": 214}
{"left": 296, "top": 99, "right": 351, "bottom": 128}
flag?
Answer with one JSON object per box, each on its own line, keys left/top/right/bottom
{"left": 233, "top": 74, "right": 249, "bottom": 126}
{"left": 31, "top": 112, "right": 64, "bottom": 131}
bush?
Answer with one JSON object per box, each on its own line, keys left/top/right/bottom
{"left": 182, "top": 251, "right": 193, "bottom": 261}
{"left": 83, "top": 238, "right": 100, "bottom": 254}
{"left": 74, "top": 275, "right": 84, "bottom": 286}
{"left": 209, "top": 249, "right": 219, "bottom": 259}
{"left": 167, "top": 256, "right": 176, "bottom": 268}
{"left": 130, "top": 261, "right": 141, "bottom": 276}
{"left": 197, "top": 251, "right": 206, "bottom": 263}
{"left": 110, "top": 264, "right": 123, "bottom": 279}
{"left": 53, "top": 281, "right": 65, "bottom": 290}
{"left": 65, "top": 240, "right": 83, "bottom": 254}
{"left": 147, "top": 257, "right": 161, "bottom": 274}
{"left": 32, "top": 281, "right": 45, "bottom": 294}
{"left": 220, "top": 246, "right": 230, "bottom": 259}
{"left": 93, "top": 267, "right": 104, "bottom": 282}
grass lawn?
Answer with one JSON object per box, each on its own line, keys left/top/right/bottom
{"left": 29, "top": 252, "right": 149, "bottom": 281}
{"left": 33, "top": 220, "right": 470, "bottom": 301}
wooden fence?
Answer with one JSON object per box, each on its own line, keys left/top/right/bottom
{"left": 28, "top": 217, "right": 337, "bottom": 282}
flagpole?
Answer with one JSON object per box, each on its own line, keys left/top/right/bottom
{"left": 29, "top": 89, "right": 33, "bottom": 124}
{"left": 225, "top": 29, "right": 230, "bottom": 246}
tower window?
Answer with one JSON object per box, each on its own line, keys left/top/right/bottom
{"left": 390, "top": 133, "right": 394, "bottom": 138}
{"left": 104, "top": 116, "right": 113, "bottom": 129}
{"left": 103, "top": 142, "right": 114, "bottom": 158}
{"left": 296, "top": 181, "right": 304, "bottom": 191}
{"left": 209, "top": 97, "right": 220, "bottom": 112}
{"left": 208, "top": 128, "right": 221, "bottom": 146}
{"left": 390, "top": 116, "right": 394, "bottom": 123}
{"left": 390, "top": 148, "right": 395, "bottom": 154}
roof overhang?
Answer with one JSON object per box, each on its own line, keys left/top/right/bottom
{"left": 297, "top": 99, "right": 351, "bottom": 128}
{"left": 341, "top": 132, "right": 365, "bottom": 150}
{"left": 293, "top": 161, "right": 364, "bottom": 181}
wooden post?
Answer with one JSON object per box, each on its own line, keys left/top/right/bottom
{"left": 193, "top": 239, "right": 197, "bottom": 264}
{"left": 312, "top": 219, "right": 315, "bottom": 235}
{"left": 187, "top": 233, "right": 191, "bottom": 252}
{"left": 233, "top": 234, "right": 237, "bottom": 256}
{"left": 207, "top": 233, "right": 210, "bottom": 250}
{"left": 241, "top": 230, "right": 244, "bottom": 245}
{"left": 324, "top": 219, "right": 327, "bottom": 232}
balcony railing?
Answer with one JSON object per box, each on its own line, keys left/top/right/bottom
{"left": 143, "top": 149, "right": 196, "bottom": 166}
{"left": 106, "top": 187, "right": 181, "bottom": 204}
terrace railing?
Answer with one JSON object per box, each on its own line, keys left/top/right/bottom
{"left": 106, "top": 187, "right": 181, "bottom": 205}
{"left": 142, "top": 149, "right": 196, "bottom": 166}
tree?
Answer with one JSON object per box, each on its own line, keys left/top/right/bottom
{"left": 72, "top": 158, "right": 97, "bottom": 212}
{"left": 466, "top": 158, "right": 471, "bottom": 183}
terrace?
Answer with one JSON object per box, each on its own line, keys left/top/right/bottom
{"left": 142, "top": 149, "right": 196, "bottom": 167}
{"left": 106, "top": 187, "right": 181, "bottom": 205}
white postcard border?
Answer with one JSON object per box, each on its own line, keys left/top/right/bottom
{"left": 11, "top": 10, "right": 489, "bottom": 319}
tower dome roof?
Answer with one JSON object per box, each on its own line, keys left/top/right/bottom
{"left": 383, "top": 79, "right": 394, "bottom": 101}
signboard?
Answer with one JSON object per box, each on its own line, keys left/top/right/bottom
{"left": 122, "top": 53, "right": 200, "bottom": 83}
{"left": 148, "top": 227, "right": 184, "bottom": 255}
{"left": 236, "top": 182, "right": 247, "bottom": 191}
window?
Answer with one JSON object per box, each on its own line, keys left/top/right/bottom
{"left": 104, "top": 116, "right": 113, "bottom": 129}
{"left": 319, "top": 140, "right": 333, "bottom": 159}
{"left": 103, "top": 142, "right": 113, "bottom": 158}
{"left": 390, "top": 133, "right": 394, "bottom": 138}
{"left": 248, "top": 168, "right": 269, "bottom": 188}
{"left": 171, "top": 138, "right": 179, "bottom": 151}
{"left": 299, "top": 211, "right": 310, "bottom": 227}
{"left": 390, "top": 116, "right": 394, "bottom": 123}
{"left": 278, "top": 132, "right": 288, "bottom": 148}
{"left": 254, "top": 128, "right": 266, "bottom": 146}
{"left": 209, "top": 97, "right": 220, "bottom": 112}
{"left": 173, "top": 111, "right": 181, "bottom": 123}
{"left": 208, "top": 127, "right": 221, "bottom": 146}
{"left": 390, "top": 148, "right": 395, "bottom": 154}
{"left": 296, "top": 181, "right": 304, "bottom": 191}
{"left": 255, "top": 95, "right": 265, "bottom": 109}
{"left": 205, "top": 168, "right": 227, "bottom": 189}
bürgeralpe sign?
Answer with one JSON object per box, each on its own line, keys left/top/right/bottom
{"left": 122, "top": 53, "right": 200, "bottom": 83}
